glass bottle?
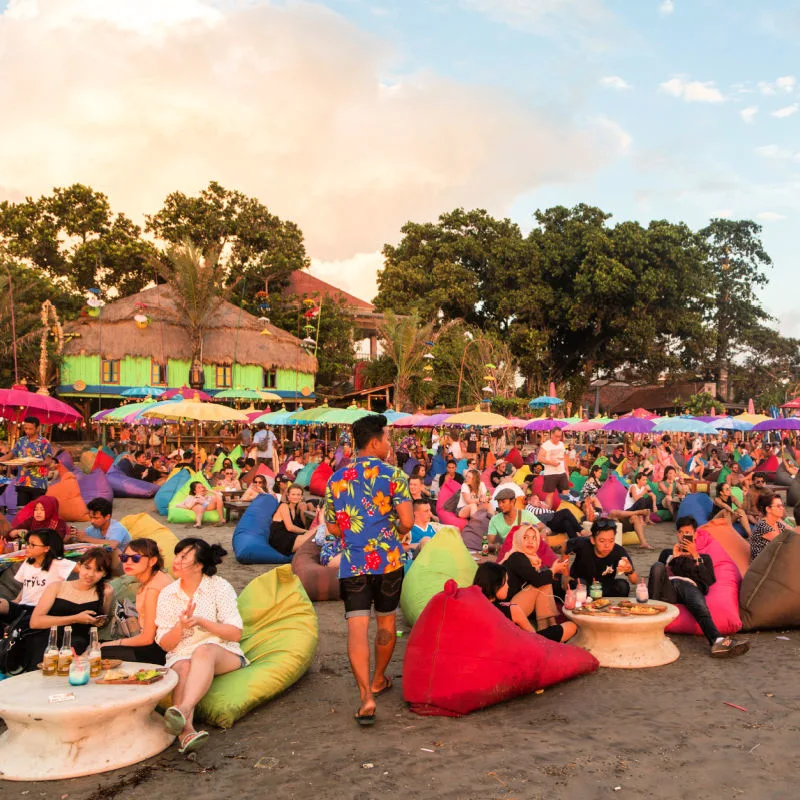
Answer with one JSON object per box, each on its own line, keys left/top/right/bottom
{"left": 88, "top": 628, "right": 102, "bottom": 678}
{"left": 574, "top": 580, "right": 587, "bottom": 607}
{"left": 481, "top": 533, "right": 489, "bottom": 556}
{"left": 589, "top": 579, "right": 603, "bottom": 600}
{"left": 636, "top": 579, "right": 649, "bottom": 604}
{"left": 42, "top": 627, "right": 59, "bottom": 676}
{"left": 56, "top": 626, "right": 73, "bottom": 677}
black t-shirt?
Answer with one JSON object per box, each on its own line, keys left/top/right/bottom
{"left": 489, "top": 469, "right": 505, "bottom": 488}
{"left": 466, "top": 432, "right": 479, "bottom": 454}
{"left": 567, "top": 538, "right": 630, "bottom": 592}
{"left": 438, "top": 472, "right": 464, "bottom": 489}
{"left": 504, "top": 551, "right": 553, "bottom": 598}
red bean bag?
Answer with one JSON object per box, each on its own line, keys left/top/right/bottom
{"left": 665, "top": 526, "right": 742, "bottom": 636}
{"left": 92, "top": 449, "right": 114, "bottom": 473}
{"left": 530, "top": 475, "right": 561, "bottom": 511}
{"left": 46, "top": 471, "right": 89, "bottom": 522}
{"left": 435, "top": 478, "right": 466, "bottom": 531}
{"left": 754, "top": 455, "right": 779, "bottom": 481}
{"left": 309, "top": 462, "right": 332, "bottom": 498}
{"left": 496, "top": 529, "right": 558, "bottom": 568}
{"left": 403, "top": 580, "right": 598, "bottom": 716}
{"left": 699, "top": 517, "right": 750, "bottom": 578}
{"left": 595, "top": 473, "right": 628, "bottom": 512}
{"left": 505, "top": 447, "right": 524, "bottom": 469}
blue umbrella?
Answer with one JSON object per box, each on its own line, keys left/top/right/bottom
{"left": 653, "top": 417, "right": 718, "bottom": 435}
{"left": 252, "top": 409, "right": 301, "bottom": 426}
{"left": 710, "top": 417, "right": 753, "bottom": 432}
{"left": 528, "top": 395, "right": 564, "bottom": 408}
{"left": 121, "top": 386, "right": 165, "bottom": 398}
{"left": 383, "top": 410, "right": 411, "bottom": 423}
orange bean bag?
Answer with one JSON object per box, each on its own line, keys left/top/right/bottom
{"left": 699, "top": 517, "right": 750, "bottom": 578}
{"left": 46, "top": 471, "right": 89, "bottom": 522}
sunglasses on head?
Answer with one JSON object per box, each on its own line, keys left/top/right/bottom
{"left": 119, "top": 554, "right": 143, "bottom": 564}
{"left": 594, "top": 519, "right": 616, "bottom": 532}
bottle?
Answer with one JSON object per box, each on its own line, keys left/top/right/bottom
{"left": 42, "top": 627, "right": 59, "bottom": 676}
{"left": 481, "top": 534, "right": 489, "bottom": 557}
{"left": 88, "top": 628, "right": 102, "bottom": 678}
{"left": 57, "top": 626, "right": 73, "bottom": 677}
{"left": 636, "top": 579, "right": 649, "bottom": 604}
{"left": 563, "top": 585, "right": 576, "bottom": 611}
{"left": 574, "top": 580, "right": 587, "bottom": 608}
{"left": 589, "top": 579, "right": 603, "bottom": 600}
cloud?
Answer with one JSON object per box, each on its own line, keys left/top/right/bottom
{"left": 593, "top": 115, "right": 633, "bottom": 154}
{"left": 771, "top": 103, "right": 799, "bottom": 118}
{"left": 0, "top": 0, "right": 625, "bottom": 264}
{"left": 658, "top": 0, "right": 674, "bottom": 16}
{"left": 659, "top": 77, "right": 725, "bottom": 103}
{"left": 600, "top": 75, "right": 632, "bottom": 90}
{"left": 712, "top": 209, "right": 733, "bottom": 218}
{"left": 759, "top": 75, "right": 797, "bottom": 95}
{"left": 756, "top": 144, "right": 800, "bottom": 163}
{"left": 740, "top": 106, "right": 758, "bottom": 123}
{"left": 776, "top": 75, "right": 797, "bottom": 92}
{"left": 309, "top": 252, "right": 382, "bottom": 305}
{"left": 756, "top": 211, "right": 786, "bottom": 221}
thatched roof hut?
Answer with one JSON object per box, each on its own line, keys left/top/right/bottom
{"left": 63, "top": 285, "right": 317, "bottom": 373}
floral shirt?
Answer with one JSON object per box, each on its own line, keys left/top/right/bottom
{"left": 324, "top": 456, "right": 411, "bottom": 578}
{"left": 11, "top": 435, "right": 53, "bottom": 489}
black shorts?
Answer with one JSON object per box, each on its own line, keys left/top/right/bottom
{"left": 340, "top": 568, "right": 404, "bottom": 619}
{"left": 542, "top": 473, "right": 569, "bottom": 493}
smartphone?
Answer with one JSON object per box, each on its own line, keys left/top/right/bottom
{"left": 93, "top": 615, "right": 108, "bottom": 626}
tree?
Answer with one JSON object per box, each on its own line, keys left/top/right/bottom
{"left": 681, "top": 392, "right": 726, "bottom": 416}
{"left": 0, "top": 184, "right": 156, "bottom": 298}
{"left": 699, "top": 219, "right": 772, "bottom": 401}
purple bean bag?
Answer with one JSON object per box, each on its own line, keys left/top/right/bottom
{"left": 55, "top": 450, "right": 76, "bottom": 472}
{"left": 106, "top": 465, "right": 158, "bottom": 499}
{"left": 77, "top": 469, "right": 115, "bottom": 504}
{"left": 0, "top": 482, "right": 18, "bottom": 516}
{"left": 595, "top": 473, "right": 628, "bottom": 512}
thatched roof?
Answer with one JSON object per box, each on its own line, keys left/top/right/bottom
{"left": 63, "top": 285, "right": 318, "bottom": 373}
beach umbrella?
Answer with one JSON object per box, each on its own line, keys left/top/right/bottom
{"left": 90, "top": 409, "right": 113, "bottom": 422}
{"left": 0, "top": 387, "right": 82, "bottom": 425}
{"left": 524, "top": 418, "right": 568, "bottom": 431}
{"left": 507, "top": 417, "right": 530, "bottom": 429}
{"left": 623, "top": 408, "right": 658, "bottom": 419}
{"left": 103, "top": 401, "right": 160, "bottom": 422}
{"left": 528, "top": 395, "right": 563, "bottom": 409}
{"left": 286, "top": 404, "right": 331, "bottom": 424}
{"left": 603, "top": 417, "right": 655, "bottom": 434}
{"left": 383, "top": 410, "right": 411, "bottom": 423}
{"left": 214, "top": 388, "right": 281, "bottom": 402}
{"left": 752, "top": 418, "right": 800, "bottom": 431}
{"left": 415, "top": 413, "right": 452, "bottom": 428}
{"left": 565, "top": 418, "right": 606, "bottom": 432}
{"left": 142, "top": 397, "right": 249, "bottom": 452}
{"left": 120, "top": 386, "right": 165, "bottom": 399}
{"left": 390, "top": 413, "right": 426, "bottom": 428}
{"left": 446, "top": 410, "right": 510, "bottom": 428}
{"left": 734, "top": 413, "right": 771, "bottom": 426}
{"left": 653, "top": 417, "right": 718, "bottom": 435}
{"left": 318, "top": 406, "right": 377, "bottom": 425}
{"left": 711, "top": 417, "right": 753, "bottom": 432}
{"left": 161, "top": 386, "right": 213, "bottom": 401}
{"left": 781, "top": 397, "right": 800, "bottom": 409}
{"left": 251, "top": 408, "right": 297, "bottom": 426}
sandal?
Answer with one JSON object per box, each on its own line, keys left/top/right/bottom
{"left": 178, "top": 730, "right": 209, "bottom": 754}
{"left": 372, "top": 675, "right": 393, "bottom": 698}
{"left": 354, "top": 710, "right": 376, "bottom": 727}
{"left": 164, "top": 706, "right": 187, "bottom": 736}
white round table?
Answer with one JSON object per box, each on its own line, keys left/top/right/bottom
{"left": 563, "top": 599, "right": 681, "bottom": 669}
{"left": 0, "top": 662, "right": 178, "bottom": 781}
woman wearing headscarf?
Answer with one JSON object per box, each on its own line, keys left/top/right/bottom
{"left": 9, "top": 496, "right": 68, "bottom": 542}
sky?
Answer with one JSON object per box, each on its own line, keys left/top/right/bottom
{"left": 0, "top": 0, "right": 798, "bottom": 335}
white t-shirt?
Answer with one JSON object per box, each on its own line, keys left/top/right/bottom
{"left": 539, "top": 439, "right": 566, "bottom": 476}
{"left": 15, "top": 558, "right": 76, "bottom": 606}
{"left": 449, "top": 441, "right": 463, "bottom": 460}
{"left": 457, "top": 481, "right": 487, "bottom": 509}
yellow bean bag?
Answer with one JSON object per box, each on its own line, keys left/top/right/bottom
{"left": 79, "top": 450, "right": 96, "bottom": 474}
{"left": 197, "top": 565, "right": 318, "bottom": 728}
{"left": 167, "top": 471, "right": 220, "bottom": 524}
{"left": 512, "top": 465, "right": 531, "bottom": 486}
{"left": 46, "top": 471, "right": 89, "bottom": 522}
{"left": 119, "top": 512, "right": 180, "bottom": 576}
{"left": 558, "top": 501, "right": 584, "bottom": 523}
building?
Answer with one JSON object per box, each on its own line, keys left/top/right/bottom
{"left": 58, "top": 285, "right": 317, "bottom": 413}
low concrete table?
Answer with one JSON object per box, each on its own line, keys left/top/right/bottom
{"left": 564, "top": 599, "right": 680, "bottom": 669}
{"left": 0, "top": 662, "right": 178, "bottom": 781}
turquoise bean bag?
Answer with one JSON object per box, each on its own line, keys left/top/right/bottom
{"left": 167, "top": 471, "right": 220, "bottom": 524}
{"left": 293, "top": 462, "right": 316, "bottom": 489}
{"left": 232, "top": 494, "right": 291, "bottom": 564}
{"left": 155, "top": 468, "right": 191, "bottom": 516}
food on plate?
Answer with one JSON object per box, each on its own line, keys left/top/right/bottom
{"left": 134, "top": 669, "right": 161, "bottom": 682}
{"left": 591, "top": 598, "right": 611, "bottom": 609}
{"left": 100, "top": 668, "right": 129, "bottom": 681}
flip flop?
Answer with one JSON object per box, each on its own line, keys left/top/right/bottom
{"left": 372, "top": 675, "right": 393, "bottom": 697}
{"left": 164, "top": 706, "right": 187, "bottom": 736}
{"left": 354, "top": 710, "right": 376, "bottom": 726}
{"left": 178, "top": 730, "right": 209, "bottom": 754}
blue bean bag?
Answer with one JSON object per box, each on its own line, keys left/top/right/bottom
{"left": 677, "top": 493, "right": 714, "bottom": 526}
{"left": 154, "top": 468, "right": 191, "bottom": 516}
{"left": 233, "top": 494, "right": 292, "bottom": 565}
{"left": 106, "top": 465, "right": 159, "bottom": 499}
{"left": 456, "top": 458, "right": 468, "bottom": 474}
{"left": 293, "top": 462, "right": 316, "bottom": 489}
{"left": 431, "top": 453, "right": 447, "bottom": 477}
{"left": 403, "top": 457, "right": 420, "bottom": 476}
{"left": 77, "top": 469, "right": 114, "bottom": 504}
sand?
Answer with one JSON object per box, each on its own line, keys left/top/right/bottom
{"left": 3, "top": 497, "right": 800, "bottom": 800}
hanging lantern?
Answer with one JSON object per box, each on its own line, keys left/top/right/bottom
{"left": 423, "top": 365, "right": 434, "bottom": 372}
{"left": 86, "top": 295, "right": 103, "bottom": 309}
{"left": 258, "top": 316, "right": 270, "bottom": 324}
{"left": 134, "top": 313, "right": 150, "bottom": 330}
{"left": 423, "top": 376, "right": 433, "bottom": 383}
{"left": 258, "top": 302, "right": 269, "bottom": 312}
{"left": 303, "top": 297, "right": 315, "bottom": 306}
{"left": 482, "top": 385, "right": 494, "bottom": 393}
{"left": 423, "top": 353, "right": 435, "bottom": 359}
{"left": 87, "top": 308, "right": 100, "bottom": 318}
{"left": 302, "top": 337, "right": 316, "bottom": 347}
{"left": 260, "top": 328, "right": 272, "bottom": 336}
{"left": 484, "top": 363, "right": 497, "bottom": 370}
{"left": 256, "top": 290, "right": 268, "bottom": 298}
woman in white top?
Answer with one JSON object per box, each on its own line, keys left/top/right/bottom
{"left": 622, "top": 472, "right": 655, "bottom": 549}
{"left": 155, "top": 538, "right": 245, "bottom": 755}
{"left": 457, "top": 469, "right": 490, "bottom": 520}
{"left": 0, "top": 529, "right": 75, "bottom": 622}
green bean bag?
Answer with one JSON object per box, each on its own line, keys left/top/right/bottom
{"left": 731, "top": 486, "right": 744, "bottom": 505}
{"left": 717, "top": 466, "right": 731, "bottom": 485}
{"left": 293, "top": 461, "right": 316, "bottom": 489}
{"left": 400, "top": 527, "right": 478, "bottom": 626}
{"left": 167, "top": 471, "right": 220, "bottom": 524}
{"left": 197, "top": 565, "right": 318, "bottom": 728}
{"left": 570, "top": 472, "right": 587, "bottom": 493}
{"left": 213, "top": 450, "right": 241, "bottom": 474}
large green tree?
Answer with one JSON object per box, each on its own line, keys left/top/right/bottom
{"left": 0, "top": 184, "right": 156, "bottom": 298}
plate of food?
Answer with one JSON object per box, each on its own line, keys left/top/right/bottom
{"left": 618, "top": 601, "right": 668, "bottom": 616}
{"left": 94, "top": 668, "right": 166, "bottom": 685}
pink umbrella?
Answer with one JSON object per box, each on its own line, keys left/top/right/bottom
{"left": 416, "top": 413, "right": 452, "bottom": 428}
{"left": 161, "top": 386, "right": 213, "bottom": 401}
{"left": 0, "top": 387, "right": 82, "bottom": 425}
{"left": 565, "top": 419, "right": 605, "bottom": 432}
{"left": 623, "top": 408, "right": 658, "bottom": 419}
{"left": 390, "top": 413, "right": 426, "bottom": 428}
{"left": 507, "top": 417, "right": 530, "bottom": 429}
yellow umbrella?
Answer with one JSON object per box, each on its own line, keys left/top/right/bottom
{"left": 734, "top": 413, "right": 771, "bottom": 425}
{"left": 260, "top": 391, "right": 282, "bottom": 402}
{"left": 446, "top": 409, "right": 511, "bottom": 428}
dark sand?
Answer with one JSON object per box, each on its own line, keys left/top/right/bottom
{"left": 4, "top": 497, "right": 800, "bottom": 800}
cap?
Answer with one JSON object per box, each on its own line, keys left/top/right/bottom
{"left": 495, "top": 488, "right": 517, "bottom": 501}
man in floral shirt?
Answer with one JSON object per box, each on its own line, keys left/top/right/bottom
{"left": 325, "top": 414, "right": 412, "bottom": 726}
{"left": 3, "top": 416, "right": 53, "bottom": 508}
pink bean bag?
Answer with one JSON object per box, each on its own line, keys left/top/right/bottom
{"left": 403, "top": 579, "right": 598, "bottom": 716}
{"left": 595, "top": 473, "right": 628, "bottom": 512}
{"left": 92, "top": 449, "right": 114, "bottom": 473}
{"left": 436, "top": 478, "right": 466, "bottom": 531}
{"left": 480, "top": 467, "right": 493, "bottom": 491}
{"left": 506, "top": 447, "right": 524, "bottom": 469}
{"left": 665, "top": 526, "right": 742, "bottom": 636}
{"left": 497, "top": 529, "right": 557, "bottom": 567}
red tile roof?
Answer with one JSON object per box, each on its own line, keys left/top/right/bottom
{"left": 287, "top": 272, "right": 375, "bottom": 311}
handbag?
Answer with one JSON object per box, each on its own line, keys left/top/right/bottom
{"left": 0, "top": 608, "right": 32, "bottom": 676}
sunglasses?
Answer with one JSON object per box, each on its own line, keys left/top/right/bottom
{"left": 593, "top": 519, "right": 616, "bottom": 532}
{"left": 120, "top": 554, "right": 143, "bottom": 564}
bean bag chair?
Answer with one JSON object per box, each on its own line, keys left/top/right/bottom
{"left": 775, "top": 463, "right": 795, "bottom": 487}
{"left": 291, "top": 537, "right": 340, "bottom": 602}
{"left": 431, "top": 453, "right": 447, "bottom": 477}
{"left": 154, "top": 468, "right": 191, "bottom": 516}
{"left": 197, "top": 566, "right": 318, "bottom": 728}
{"left": 558, "top": 501, "right": 584, "bottom": 523}
{"left": 119, "top": 512, "right": 180, "bottom": 576}
{"left": 665, "top": 526, "right": 742, "bottom": 636}
{"left": 55, "top": 450, "right": 76, "bottom": 472}
{"left": 77, "top": 469, "right": 114, "bottom": 504}
{"left": 496, "top": 528, "right": 558, "bottom": 566}
{"left": 402, "top": 457, "right": 420, "bottom": 477}
{"left": 754, "top": 455, "right": 779, "bottom": 480}
{"left": 241, "top": 463, "right": 276, "bottom": 491}
{"left": 400, "top": 527, "right": 477, "bottom": 625}
{"left": 107, "top": 465, "right": 158, "bottom": 499}
{"left": 0, "top": 482, "right": 18, "bottom": 517}
{"left": 512, "top": 465, "right": 531, "bottom": 486}
{"left": 46, "top": 471, "right": 89, "bottom": 522}
{"left": 788, "top": 474, "right": 800, "bottom": 508}
{"left": 435, "top": 479, "right": 466, "bottom": 531}
{"left": 403, "top": 579, "right": 598, "bottom": 716}
{"left": 716, "top": 466, "right": 730, "bottom": 485}
{"left": 309, "top": 462, "right": 332, "bottom": 497}
{"left": 232, "top": 494, "right": 291, "bottom": 564}
{"left": 529, "top": 475, "right": 561, "bottom": 511}
{"left": 570, "top": 472, "right": 587, "bottom": 493}
{"left": 79, "top": 449, "right": 97, "bottom": 474}
{"left": 506, "top": 447, "right": 524, "bottom": 469}
{"left": 293, "top": 462, "right": 316, "bottom": 489}
{"left": 699, "top": 517, "right": 750, "bottom": 578}
{"left": 93, "top": 449, "right": 114, "bottom": 474}
{"left": 167, "top": 471, "right": 220, "bottom": 524}
{"left": 595, "top": 473, "right": 627, "bottom": 512}
{"left": 730, "top": 486, "right": 744, "bottom": 506}
{"left": 738, "top": 453, "right": 754, "bottom": 472}
{"left": 739, "top": 530, "right": 800, "bottom": 630}
{"left": 460, "top": 510, "right": 491, "bottom": 551}
{"left": 676, "top": 493, "right": 713, "bottom": 526}
{"left": 0, "top": 561, "right": 22, "bottom": 603}
{"left": 480, "top": 467, "right": 493, "bottom": 491}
